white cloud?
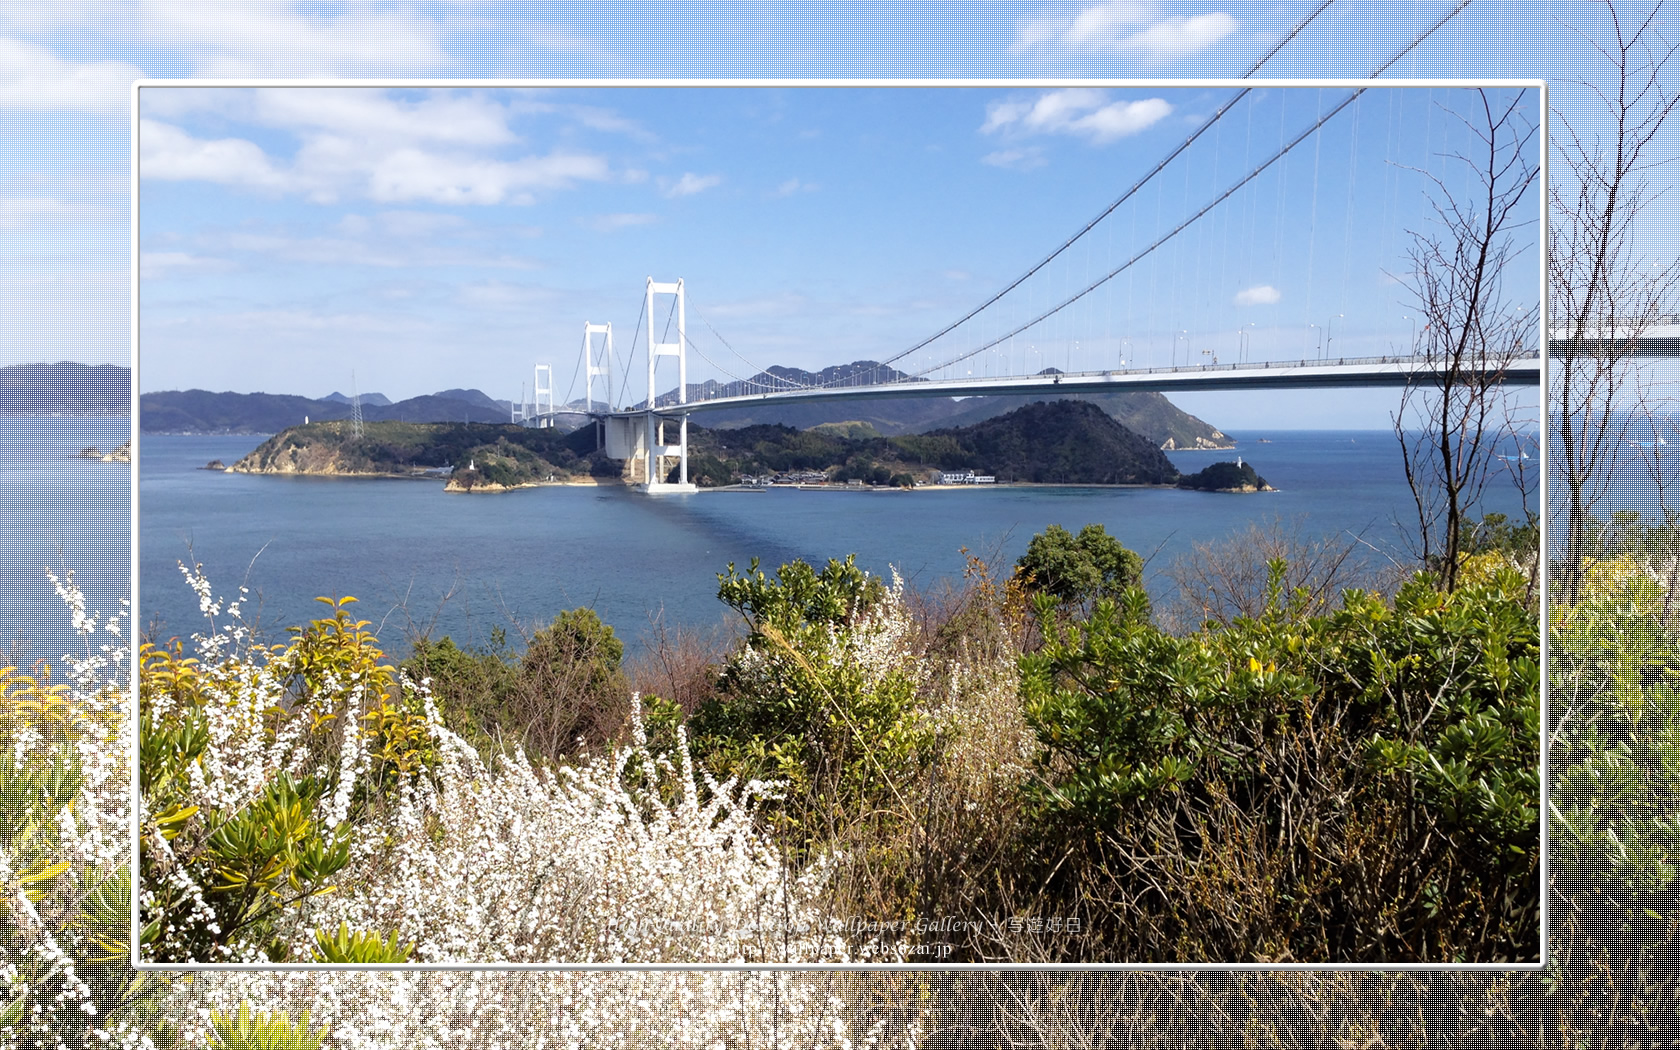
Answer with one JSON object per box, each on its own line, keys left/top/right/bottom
{"left": 139, "top": 251, "right": 233, "bottom": 279}
{"left": 0, "top": 36, "right": 142, "bottom": 111}
{"left": 131, "top": 1, "right": 449, "bottom": 75}
{"left": 981, "top": 147, "right": 1047, "bottom": 171}
{"left": 1122, "top": 13, "right": 1240, "bottom": 59}
{"left": 361, "top": 146, "right": 606, "bottom": 205}
{"left": 1013, "top": 2, "right": 1236, "bottom": 60}
{"left": 1234, "top": 284, "right": 1281, "bottom": 306}
{"left": 0, "top": 273, "right": 128, "bottom": 360}
{"left": 140, "top": 106, "right": 609, "bottom": 206}
{"left": 774, "top": 177, "right": 818, "bottom": 196}
{"left": 251, "top": 88, "right": 518, "bottom": 148}
{"left": 139, "top": 119, "right": 288, "bottom": 189}
{"left": 664, "top": 172, "right": 722, "bottom": 198}
{"left": 560, "top": 104, "right": 654, "bottom": 141}
{"left": 0, "top": 195, "right": 68, "bottom": 231}
{"left": 524, "top": 27, "right": 611, "bottom": 59}
{"left": 982, "top": 89, "right": 1171, "bottom": 145}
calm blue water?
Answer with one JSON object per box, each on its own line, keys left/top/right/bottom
{"left": 129, "top": 427, "right": 1531, "bottom": 658}
{"left": 1, "top": 417, "right": 132, "bottom": 664}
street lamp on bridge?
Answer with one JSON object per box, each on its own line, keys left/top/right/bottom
{"left": 1325, "top": 313, "right": 1344, "bottom": 357}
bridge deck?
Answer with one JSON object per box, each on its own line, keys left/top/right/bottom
{"left": 589, "top": 353, "right": 1543, "bottom": 419}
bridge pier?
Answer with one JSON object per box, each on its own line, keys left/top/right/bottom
{"left": 602, "top": 413, "right": 695, "bottom": 491}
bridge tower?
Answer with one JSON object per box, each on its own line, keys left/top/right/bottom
{"left": 640, "top": 277, "right": 696, "bottom": 493}
{"left": 583, "top": 322, "right": 613, "bottom": 413}
{"left": 533, "top": 364, "right": 553, "bottom": 428}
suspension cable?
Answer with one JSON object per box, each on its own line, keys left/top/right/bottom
{"left": 907, "top": 0, "right": 1475, "bottom": 380}
{"left": 825, "top": 0, "right": 1343, "bottom": 387}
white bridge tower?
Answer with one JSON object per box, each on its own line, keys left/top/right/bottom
{"left": 594, "top": 277, "right": 698, "bottom": 493}
{"left": 583, "top": 321, "right": 613, "bottom": 413}
{"left": 532, "top": 364, "right": 554, "bottom": 428}
{"left": 639, "top": 277, "right": 695, "bottom": 493}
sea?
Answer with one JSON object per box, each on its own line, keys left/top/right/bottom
{"left": 3, "top": 416, "right": 1540, "bottom": 665}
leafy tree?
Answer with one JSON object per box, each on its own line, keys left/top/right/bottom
{"left": 1014, "top": 523, "right": 1143, "bottom": 609}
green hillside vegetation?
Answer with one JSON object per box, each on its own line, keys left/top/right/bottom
{"left": 1178, "top": 460, "right": 1273, "bottom": 492}
{"left": 231, "top": 403, "right": 1250, "bottom": 493}
{"left": 230, "top": 419, "right": 615, "bottom": 487}
{"left": 140, "top": 387, "right": 512, "bottom": 433}
{"left": 932, "top": 389, "right": 1233, "bottom": 449}
{"left": 122, "top": 520, "right": 1540, "bottom": 967}
{"left": 684, "top": 399, "right": 1182, "bottom": 487}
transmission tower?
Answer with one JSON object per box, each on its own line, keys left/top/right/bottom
{"left": 350, "top": 369, "right": 363, "bottom": 439}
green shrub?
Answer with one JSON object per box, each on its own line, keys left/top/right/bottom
{"left": 405, "top": 609, "right": 631, "bottom": 763}
{"left": 1014, "top": 523, "right": 1143, "bottom": 610}
{"left": 1017, "top": 563, "right": 1539, "bottom": 962}
{"left": 139, "top": 597, "right": 435, "bottom": 962}
{"left": 689, "top": 556, "right": 933, "bottom": 859}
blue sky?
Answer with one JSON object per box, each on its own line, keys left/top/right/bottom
{"left": 3, "top": 1, "right": 1671, "bottom": 428}
{"left": 135, "top": 81, "right": 1542, "bottom": 433}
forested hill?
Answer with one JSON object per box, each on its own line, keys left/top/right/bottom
{"left": 672, "top": 369, "right": 1232, "bottom": 450}
{"left": 225, "top": 400, "right": 1194, "bottom": 490}
{"left": 918, "top": 400, "right": 1182, "bottom": 485}
{"left": 140, "top": 387, "right": 513, "bottom": 433}
{"left": 686, "top": 399, "right": 1183, "bottom": 487}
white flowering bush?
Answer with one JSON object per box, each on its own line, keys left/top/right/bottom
{"left": 1, "top": 571, "right": 161, "bottom": 1050}
{"left": 139, "top": 564, "right": 896, "bottom": 966}
{"left": 180, "top": 970, "right": 923, "bottom": 1050}
{"left": 305, "top": 696, "right": 870, "bottom": 963}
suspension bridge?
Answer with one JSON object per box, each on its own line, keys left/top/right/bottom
{"left": 513, "top": 276, "right": 1541, "bottom": 493}
{"left": 502, "top": 4, "right": 1548, "bottom": 493}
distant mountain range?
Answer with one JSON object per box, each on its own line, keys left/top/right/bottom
{"left": 0, "top": 362, "right": 128, "bottom": 416}
{"left": 617, "top": 360, "right": 1233, "bottom": 450}
{"left": 141, "top": 387, "right": 515, "bottom": 433}
{"left": 3, "top": 359, "right": 1231, "bottom": 450}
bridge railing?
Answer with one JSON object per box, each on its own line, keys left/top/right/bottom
{"left": 681, "top": 350, "right": 1539, "bottom": 404}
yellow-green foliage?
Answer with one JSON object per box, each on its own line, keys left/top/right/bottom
{"left": 139, "top": 595, "right": 438, "bottom": 963}
{"left": 309, "top": 921, "right": 413, "bottom": 964}
{"left": 0, "top": 579, "right": 153, "bottom": 1044}
{"left": 208, "top": 1002, "right": 326, "bottom": 1050}
{"left": 690, "top": 556, "right": 934, "bottom": 857}
{"left": 1019, "top": 561, "right": 1540, "bottom": 962}
{"left": 1551, "top": 545, "right": 1680, "bottom": 947}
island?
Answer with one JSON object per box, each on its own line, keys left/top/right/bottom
{"left": 228, "top": 401, "right": 1273, "bottom": 495}
{"left": 76, "top": 441, "right": 130, "bottom": 462}
{"left": 229, "top": 420, "right": 617, "bottom": 489}
{"left": 1177, "top": 460, "right": 1274, "bottom": 493}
